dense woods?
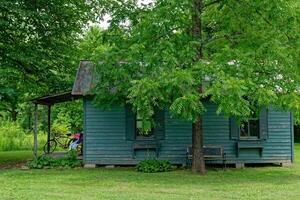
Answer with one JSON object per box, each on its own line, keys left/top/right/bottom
{"left": 0, "top": 1, "right": 98, "bottom": 111}
{"left": 0, "top": 0, "right": 100, "bottom": 141}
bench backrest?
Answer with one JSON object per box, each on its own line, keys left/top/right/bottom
{"left": 187, "top": 146, "right": 223, "bottom": 158}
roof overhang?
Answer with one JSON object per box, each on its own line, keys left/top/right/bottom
{"left": 31, "top": 91, "right": 81, "bottom": 106}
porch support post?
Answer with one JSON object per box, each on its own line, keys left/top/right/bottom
{"left": 33, "top": 103, "right": 38, "bottom": 159}
{"left": 47, "top": 105, "right": 51, "bottom": 154}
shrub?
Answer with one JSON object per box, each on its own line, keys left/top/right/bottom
{"left": 137, "top": 159, "right": 173, "bottom": 173}
{"left": 26, "top": 150, "right": 81, "bottom": 169}
{"left": 0, "top": 121, "right": 47, "bottom": 151}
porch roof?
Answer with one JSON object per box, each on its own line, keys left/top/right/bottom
{"left": 31, "top": 91, "right": 81, "bottom": 105}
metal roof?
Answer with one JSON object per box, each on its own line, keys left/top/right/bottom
{"left": 71, "top": 60, "right": 95, "bottom": 96}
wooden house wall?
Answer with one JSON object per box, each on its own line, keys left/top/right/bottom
{"left": 83, "top": 99, "right": 293, "bottom": 165}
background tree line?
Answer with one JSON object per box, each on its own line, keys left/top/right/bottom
{"left": 0, "top": 0, "right": 103, "bottom": 136}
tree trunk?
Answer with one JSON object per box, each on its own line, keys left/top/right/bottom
{"left": 191, "top": 0, "right": 206, "bottom": 174}
{"left": 192, "top": 0, "right": 203, "bottom": 60}
{"left": 11, "top": 107, "right": 18, "bottom": 122}
{"left": 192, "top": 118, "right": 205, "bottom": 174}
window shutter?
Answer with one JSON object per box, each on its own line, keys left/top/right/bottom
{"left": 230, "top": 117, "right": 239, "bottom": 140}
{"left": 125, "top": 105, "right": 135, "bottom": 140}
{"left": 154, "top": 108, "right": 165, "bottom": 140}
{"left": 259, "top": 107, "right": 268, "bottom": 140}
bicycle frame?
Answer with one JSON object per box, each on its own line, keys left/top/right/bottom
{"left": 52, "top": 134, "right": 72, "bottom": 149}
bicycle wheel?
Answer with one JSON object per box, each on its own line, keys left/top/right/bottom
{"left": 43, "top": 139, "right": 57, "bottom": 154}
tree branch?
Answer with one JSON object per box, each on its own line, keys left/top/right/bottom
{"left": 202, "top": 32, "right": 244, "bottom": 47}
{"left": 203, "top": 0, "right": 222, "bottom": 9}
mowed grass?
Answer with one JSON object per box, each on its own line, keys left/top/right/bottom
{"left": 0, "top": 146, "right": 300, "bottom": 200}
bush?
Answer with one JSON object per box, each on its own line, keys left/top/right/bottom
{"left": 51, "top": 123, "right": 70, "bottom": 136}
{"left": 0, "top": 121, "right": 47, "bottom": 151}
{"left": 26, "top": 150, "right": 81, "bottom": 169}
{"left": 137, "top": 159, "right": 173, "bottom": 173}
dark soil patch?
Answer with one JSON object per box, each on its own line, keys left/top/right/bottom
{"left": 0, "top": 161, "right": 26, "bottom": 169}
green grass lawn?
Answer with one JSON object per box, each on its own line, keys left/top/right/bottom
{"left": 1, "top": 146, "right": 300, "bottom": 200}
{"left": 0, "top": 151, "right": 34, "bottom": 164}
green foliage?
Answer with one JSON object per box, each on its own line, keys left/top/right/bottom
{"left": 0, "top": 0, "right": 100, "bottom": 123}
{"left": 93, "top": 0, "right": 300, "bottom": 125}
{"left": 26, "top": 150, "right": 81, "bottom": 169}
{"left": 137, "top": 159, "right": 173, "bottom": 173}
{"left": 127, "top": 68, "right": 206, "bottom": 123}
{"left": 78, "top": 26, "right": 111, "bottom": 60}
{"left": 51, "top": 123, "right": 70, "bottom": 136}
{"left": 1, "top": 0, "right": 98, "bottom": 78}
{"left": 0, "top": 121, "right": 46, "bottom": 151}
{"left": 52, "top": 101, "right": 83, "bottom": 133}
{"left": 170, "top": 94, "right": 206, "bottom": 121}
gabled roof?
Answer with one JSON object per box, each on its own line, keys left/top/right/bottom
{"left": 71, "top": 60, "right": 95, "bottom": 96}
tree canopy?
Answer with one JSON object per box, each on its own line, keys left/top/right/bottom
{"left": 0, "top": 0, "right": 100, "bottom": 121}
{"left": 1, "top": 0, "right": 95, "bottom": 80}
{"left": 91, "top": 0, "right": 300, "bottom": 173}
{"left": 92, "top": 0, "right": 300, "bottom": 120}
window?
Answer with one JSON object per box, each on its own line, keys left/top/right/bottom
{"left": 230, "top": 107, "right": 268, "bottom": 141}
{"left": 240, "top": 118, "right": 259, "bottom": 139}
{"left": 135, "top": 112, "right": 154, "bottom": 139}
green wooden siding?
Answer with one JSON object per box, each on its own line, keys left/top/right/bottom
{"left": 84, "top": 99, "right": 132, "bottom": 164}
{"left": 159, "top": 111, "right": 192, "bottom": 163}
{"left": 83, "top": 98, "right": 293, "bottom": 165}
{"left": 262, "top": 109, "right": 292, "bottom": 162}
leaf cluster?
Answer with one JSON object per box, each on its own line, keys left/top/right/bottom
{"left": 136, "top": 159, "right": 173, "bottom": 173}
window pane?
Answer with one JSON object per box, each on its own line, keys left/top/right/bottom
{"left": 249, "top": 119, "right": 259, "bottom": 137}
{"left": 136, "top": 120, "right": 143, "bottom": 129}
{"left": 240, "top": 121, "right": 249, "bottom": 137}
{"left": 136, "top": 117, "right": 153, "bottom": 137}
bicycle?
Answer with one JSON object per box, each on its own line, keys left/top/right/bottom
{"left": 43, "top": 133, "right": 73, "bottom": 154}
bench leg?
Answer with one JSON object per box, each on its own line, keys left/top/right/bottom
{"left": 223, "top": 153, "right": 226, "bottom": 170}
{"left": 185, "top": 157, "right": 192, "bottom": 167}
{"left": 222, "top": 159, "right": 226, "bottom": 170}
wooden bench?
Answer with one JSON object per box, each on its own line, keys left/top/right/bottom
{"left": 186, "top": 145, "right": 226, "bottom": 167}
{"left": 236, "top": 141, "right": 264, "bottom": 157}
{"left": 132, "top": 140, "right": 160, "bottom": 158}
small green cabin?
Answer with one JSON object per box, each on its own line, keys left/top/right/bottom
{"left": 73, "top": 61, "right": 294, "bottom": 167}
